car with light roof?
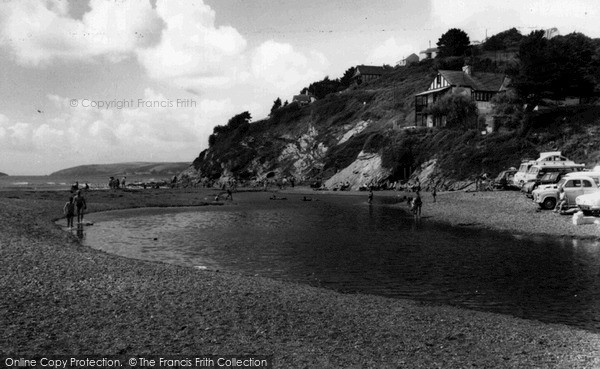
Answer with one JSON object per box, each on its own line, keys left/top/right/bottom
{"left": 532, "top": 173, "right": 600, "bottom": 210}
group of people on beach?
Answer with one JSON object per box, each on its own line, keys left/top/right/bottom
{"left": 109, "top": 176, "right": 126, "bottom": 190}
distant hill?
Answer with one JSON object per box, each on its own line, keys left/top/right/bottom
{"left": 50, "top": 162, "right": 190, "bottom": 177}
{"left": 0, "top": 172, "right": 7, "bottom": 177}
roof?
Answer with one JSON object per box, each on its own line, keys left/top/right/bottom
{"left": 293, "top": 95, "right": 311, "bottom": 102}
{"left": 353, "top": 65, "right": 387, "bottom": 77}
{"left": 419, "top": 47, "right": 438, "bottom": 54}
{"left": 438, "top": 70, "right": 506, "bottom": 92}
{"left": 404, "top": 53, "right": 419, "bottom": 61}
{"left": 415, "top": 86, "right": 451, "bottom": 96}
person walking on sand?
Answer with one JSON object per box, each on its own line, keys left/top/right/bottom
{"left": 432, "top": 187, "right": 437, "bottom": 203}
{"left": 73, "top": 190, "right": 87, "bottom": 223}
{"left": 225, "top": 188, "right": 233, "bottom": 201}
{"left": 412, "top": 192, "right": 422, "bottom": 218}
{"left": 63, "top": 196, "right": 75, "bottom": 228}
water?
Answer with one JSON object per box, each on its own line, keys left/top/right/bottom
{"left": 80, "top": 192, "right": 600, "bottom": 332}
{"left": 0, "top": 174, "right": 172, "bottom": 191}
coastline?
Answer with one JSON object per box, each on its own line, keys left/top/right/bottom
{"left": 1, "top": 188, "right": 600, "bottom": 368}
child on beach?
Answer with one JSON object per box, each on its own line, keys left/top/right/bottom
{"left": 63, "top": 197, "right": 75, "bottom": 228}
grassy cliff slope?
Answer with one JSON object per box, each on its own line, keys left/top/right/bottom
{"left": 187, "top": 60, "right": 600, "bottom": 188}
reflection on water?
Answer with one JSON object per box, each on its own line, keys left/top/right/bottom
{"left": 83, "top": 192, "right": 600, "bottom": 332}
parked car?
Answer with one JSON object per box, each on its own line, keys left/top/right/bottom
{"left": 532, "top": 174, "right": 599, "bottom": 210}
{"left": 512, "top": 151, "right": 583, "bottom": 188}
{"left": 521, "top": 171, "right": 572, "bottom": 197}
{"left": 492, "top": 167, "right": 517, "bottom": 190}
{"left": 576, "top": 192, "right": 600, "bottom": 216}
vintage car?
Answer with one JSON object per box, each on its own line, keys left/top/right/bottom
{"left": 512, "top": 151, "right": 584, "bottom": 188}
{"left": 532, "top": 174, "right": 600, "bottom": 210}
{"left": 520, "top": 171, "right": 573, "bottom": 197}
{"left": 576, "top": 192, "right": 600, "bottom": 216}
{"left": 492, "top": 167, "right": 517, "bottom": 190}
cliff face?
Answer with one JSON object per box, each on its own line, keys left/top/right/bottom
{"left": 183, "top": 63, "right": 435, "bottom": 190}
{"left": 181, "top": 61, "right": 600, "bottom": 190}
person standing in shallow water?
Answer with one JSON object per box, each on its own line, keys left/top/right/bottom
{"left": 63, "top": 196, "right": 75, "bottom": 228}
{"left": 73, "top": 190, "right": 87, "bottom": 223}
{"left": 368, "top": 189, "right": 373, "bottom": 204}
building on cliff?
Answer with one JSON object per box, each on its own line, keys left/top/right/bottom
{"left": 414, "top": 65, "right": 508, "bottom": 129}
{"left": 292, "top": 91, "right": 317, "bottom": 106}
{"left": 396, "top": 53, "right": 419, "bottom": 67}
{"left": 419, "top": 47, "right": 438, "bottom": 60}
{"left": 352, "top": 65, "right": 389, "bottom": 85}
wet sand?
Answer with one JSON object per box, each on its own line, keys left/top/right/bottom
{"left": 1, "top": 187, "right": 599, "bottom": 368}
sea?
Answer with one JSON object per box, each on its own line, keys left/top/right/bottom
{"left": 0, "top": 174, "right": 171, "bottom": 191}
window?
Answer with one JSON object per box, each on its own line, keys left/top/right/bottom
{"left": 583, "top": 180, "right": 593, "bottom": 187}
{"left": 565, "top": 180, "right": 581, "bottom": 188}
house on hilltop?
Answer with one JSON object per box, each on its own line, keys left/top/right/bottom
{"left": 419, "top": 47, "right": 438, "bottom": 60}
{"left": 292, "top": 91, "right": 316, "bottom": 106}
{"left": 396, "top": 53, "right": 419, "bottom": 67}
{"left": 414, "top": 65, "right": 508, "bottom": 128}
{"left": 352, "top": 65, "right": 388, "bottom": 85}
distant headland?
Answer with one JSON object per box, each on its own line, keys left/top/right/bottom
{"left": 0, "top": 172, "right": 7, "bottom": 177}
{"left": 49, "top": 162, "right": 190, "bottom": 177}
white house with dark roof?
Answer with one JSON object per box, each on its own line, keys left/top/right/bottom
{"left": 396, "top": 53, "right": 419, "bottom": 67}
{"left": 414, "top": 65, "right": 508, "bottom": 128}
{"left": 419, "top": 47, "right": 438, "bottom": 60}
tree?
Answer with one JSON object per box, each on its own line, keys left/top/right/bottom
{"left": 227, "top": 111, "right": 252, "bottom": 130}
{"left": 546, "top": 33, "right": 596, "bottom": 99}
{"left": 426, "top": 93, "right": 478, "bottom": 130}
{"left": 490, "top": 90, "right": 524, "bottom": 130}
{"left": 437, "top": 28, "right": 471, "bottom": 58}
{"left": 510, "top": 31, "right": 597, "bottom": 111}
{"left": 270, "top": 97, "right": 282, "bottom": 115}
{"left": 482, "top": 28, "right": 523, "bottom": 51}
{"left": 339, "top": 67, "right": 356, "bottom": 88}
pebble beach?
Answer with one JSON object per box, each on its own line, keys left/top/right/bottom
{"left": 1, "top": 187, "right": 600, "bottom": 368}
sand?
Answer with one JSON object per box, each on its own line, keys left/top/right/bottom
{"left": 1, "top": 187, "right": 599, "bottom": 368}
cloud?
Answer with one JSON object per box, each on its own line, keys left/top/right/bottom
{"left": 368, "top": 37, "right": 416, "bottom": 65}
{"left": 250, "top": 41, "right": 330, "bottom": 95}
{"left": 431, "top": 0, "right": 600, "bottom": 40}
{"left": 0, "top": 0, "right": 164, "bottom": 66}
{"left": 0, "top": 90, "right": 236, "bottom": 172}
{"left": 135, "top": 0, "right": 248, "bottom": 89}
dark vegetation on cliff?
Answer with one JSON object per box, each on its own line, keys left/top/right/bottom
{"left": 190, "top": 28, "right": 600, "bottom": 185}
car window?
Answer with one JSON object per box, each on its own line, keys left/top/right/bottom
{"left": 565, "top": 180, "right": 581, "bottom": 188}
{"left": 583, "top": 180, "right": 593, "bottom": 187}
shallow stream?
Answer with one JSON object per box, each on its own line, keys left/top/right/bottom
{"left": 79, "top": 192, "right": 600, "bottom": 332}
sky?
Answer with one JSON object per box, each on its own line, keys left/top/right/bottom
{"left": 0, "top": 0, "right": 598, "bottom": 175}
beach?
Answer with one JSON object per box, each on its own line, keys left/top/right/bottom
{"left": 1, "top": 187, "right": 599, "bottom": 368}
